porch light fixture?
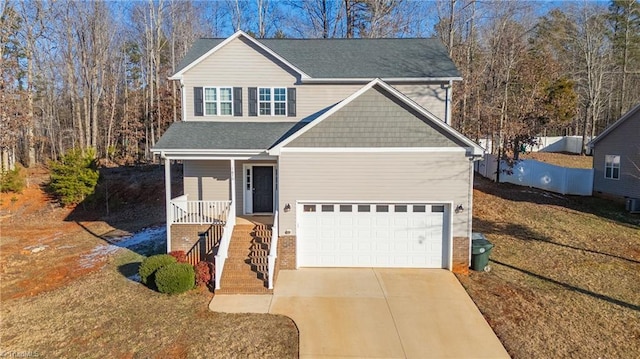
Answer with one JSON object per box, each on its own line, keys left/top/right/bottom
{"left": 284, "top": 203, "right": 291, "bottom": 213}
{"left": 455, "top": 204, "right": 464, "bottom": 213}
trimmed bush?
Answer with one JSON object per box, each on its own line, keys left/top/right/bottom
{"left": 169, "top": 250, "right": 188, "bottom": 263}
{"left": 139, "top": 254, "right": 176, "bottom": 286}
{"left": 0, "top": 165, "right": 26, "bottom": 193}
{"left": 155, "top": 262, "right": 195, "bottom": 294}
{"left": 194, "top": 261, "right": 213, "bottom": 287}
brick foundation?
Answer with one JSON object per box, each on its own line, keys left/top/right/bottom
{"left": 451, "top": 236, "right": 470, "bottom": 274}
{"left": 170, "top": 224, "right": 223, "bottom": 263}
{"left": 277, "top": 235, "right": 297, "bottom": 269}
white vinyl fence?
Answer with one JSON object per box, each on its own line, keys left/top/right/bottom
{"left": 475, "top": 154, "right": 594, "bottom": 196}
{"left": 477, "top": 136, "right": 591, "bottom": 155}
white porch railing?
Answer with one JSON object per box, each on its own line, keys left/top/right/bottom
{"left": 214, "top": 205, "right": 236, "bottom": 290}
{"left": 170, "top": 196, "right": 231, "bottom": 225}
{"left": 267, "top": 210, "right": 279, "bottom": 289}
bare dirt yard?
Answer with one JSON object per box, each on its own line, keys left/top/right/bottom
{"left": 0, "top": 166, "right": 298, "bottom": 358}
{"left": 461, "top": 177, "right": 640, "bottom": 358}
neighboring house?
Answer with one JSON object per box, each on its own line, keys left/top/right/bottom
{"left": 588, "top": 103, "right": 640, "bottom": 202}
{"left": 152, "top": 31, "right": 484, "bottom": 293}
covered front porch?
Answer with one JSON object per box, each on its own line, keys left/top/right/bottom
{"left": 161, "top": 155, "right": 280, "bottom": 291}
{"left": 151, "top": 121, "right": 302, "bottom": 292}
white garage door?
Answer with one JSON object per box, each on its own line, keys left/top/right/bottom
{"left": 297, "top": 203, "right": 449, "bottom": 268}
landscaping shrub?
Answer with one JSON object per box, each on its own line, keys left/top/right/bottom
{"left": 155, "top": 262, "right": 195, "bottom": 294}
{"left": 194, "top": 261, "right": 213, "bottom": 287}
{"left": 0, "top": 165, "right": 26, "bottom": 193}
{"left": 139, "top": 254, "right": 176, "bottom": 286}
{"left": 169, "top": 250, "right": 188, "bottom": 263}
{"left": 48, "top": 148, "right": 99, "bottom": 206}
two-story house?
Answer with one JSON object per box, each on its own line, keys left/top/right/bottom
{"left": 152, "top": 31, "right": 484, "bottom": 294}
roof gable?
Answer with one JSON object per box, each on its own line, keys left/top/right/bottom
{"left": 170, "top": 31, "right": 310, "bottom": 80}
{"left": 287, "top": 85, "right": 462, "bottom": 148}
{"left": 171, "top": 33, "right": 461, "bottom": 81}
{"left": 270, "top": 79, "right": 484, "bottom": 156}
{"left": 589, "top": 103, "right": 640, "bottom": 148}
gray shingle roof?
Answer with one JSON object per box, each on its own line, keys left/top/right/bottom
{"left": 174, "top": 37, "right": 459, "bottom": 79}
{"left": 153, "top": 122, "right": 305, "bottom": 151}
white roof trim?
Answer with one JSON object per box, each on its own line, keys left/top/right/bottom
{"left": 153, "top": 148, "right": 265, "bottom": 155}
{"left": 588, "top": 103, "right": 640, "bottom": 148}
{"left": 162, "top": 155, "right": 275, "bottom": 161}
{"left": 301, "top": 77, "right": 462, "bottom": 84}
{"left": 268, "top": 78, "right": 484, "bottom": 156}
{"left": 280, "top": 147, "right": 466, "bottom": 153}
{"left": 168, "top": 30, "right": 310, "bottom": 80}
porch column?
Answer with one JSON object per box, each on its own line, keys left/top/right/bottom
{"left": 164, "top": 156, "right": 172, "bottom": 253}
{"left": 230, "top": 159, "right": 236, "bottom": 222}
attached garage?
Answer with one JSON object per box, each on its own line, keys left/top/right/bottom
{"left": 297, "top": 202, "right": 450, "bottom": 268}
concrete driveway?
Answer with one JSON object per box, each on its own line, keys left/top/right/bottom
{"left": 211, "top": 268, "right": 510, "bottom": 359}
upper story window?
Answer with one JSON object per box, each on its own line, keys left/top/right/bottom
{"left": 204, "top": 87, "right": 233, "bottom": 116}
{"left": 194, "top": 86, "right": 294, "bottom": 118}
{"left": 604, "top": 155, "right": 620, "bottom": 179}
{"left": 259, "top": 87, "right": 287, "bottom": 116}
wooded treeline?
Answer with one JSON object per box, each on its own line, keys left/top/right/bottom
{"left": 1, "top": 0, "right": 638, "bottom": 169}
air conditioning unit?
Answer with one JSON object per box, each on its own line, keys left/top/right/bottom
{"left": 626, "top": 198, "right": 640, "bottom": 214}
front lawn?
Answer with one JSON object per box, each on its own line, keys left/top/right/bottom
{"left": 1, "top": 251, "right": 298, "bottom": 358}
{"left": 1, "top": 166, "right": 298, "bottom": 358}
{"left": 460, "top": 177, "right": 640, "bottom": 358}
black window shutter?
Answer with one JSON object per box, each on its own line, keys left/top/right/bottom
{"left": 233, "top": 87, "right": 242, "bottom": 116}
{"left": 248, "top": 87, "right": 257, "bottom": 116}
{"left": 287, "top": 88, "right": 296, "bottom": 117}
{"left": 194, "top": 87, "right": 203, "bottom": 116}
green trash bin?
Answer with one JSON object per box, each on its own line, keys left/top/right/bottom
{"left": 471, "top": 233, "right": 494, "bottom": 272}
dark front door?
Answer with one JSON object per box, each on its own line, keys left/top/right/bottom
{"left": 252, "top": 166, "right": 273, "bottom": 213}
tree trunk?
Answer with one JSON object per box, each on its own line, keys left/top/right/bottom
{"left": 25, "top": 47, "right": 36, "bottom": 167}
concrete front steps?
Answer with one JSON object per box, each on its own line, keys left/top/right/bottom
{"left": 216, "top": 224, "right": 273, "bottom": 294}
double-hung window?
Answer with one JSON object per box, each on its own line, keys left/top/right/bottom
{"left": 258, "top": 87, "right": 287, "bottom": 116}
{"left": 604, "top": 155, "right": 620, "bottom": 179}
{"left": 204, "top": 87, "right": 233, "bottom": 116}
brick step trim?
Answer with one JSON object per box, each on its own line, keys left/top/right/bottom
{"left": 226, "top": 251, "right": 269, "bottom": 257}
{"left": 222, "top": 265, "right": 268, "bottom": 271}
{"left": 215, "top": 289, "right": 273, "bottom": 294}
{"left": 222, "top": 271, "right": 268, "bottom": 278}
{"left": 219, "top": 223, "right": 273, "bottom": 293}
{"left": 216, "top": 280, "right": 270, "bottom": 286}
{"left": 216, "top": 286, "right": 272, "bottom": 291}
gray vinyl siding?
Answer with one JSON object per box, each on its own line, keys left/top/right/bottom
{"left": 287, "top": 86, "right": 460, "bottom": 148}
{"left": 278, "top": 151, "right": 472, "bottom": 237}
{"left": 180, "top": 37, "right": 446, "bottom": 123}
{"left": 183, "top": 159, "right": 278, "bottom": 215}
{"left": 183, "top": 160, "right": 231, "bottom": 201}
{"left": 392, "top": 84, "right": 446, "bottom": 121}
{"left": 592, "top": 112, "right": 640, "bottom": 198}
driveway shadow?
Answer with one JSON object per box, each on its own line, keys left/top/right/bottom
{"left": 474, "top": 216, "right": 640, "bottom": 265}
{"left": 492, "top": 259, "right": 640, "bottom": 311}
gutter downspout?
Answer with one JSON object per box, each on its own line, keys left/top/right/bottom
{"left": 442, "top": 80, "right": 453, "bottom": 125}
{"left": 180, "top": 79, "right": 186, "bottom": 121}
